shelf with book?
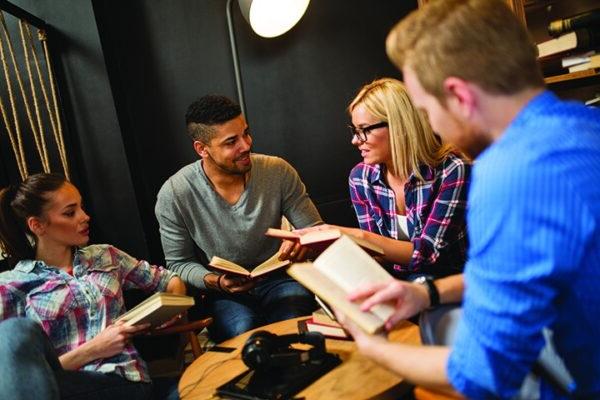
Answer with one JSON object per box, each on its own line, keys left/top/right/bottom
{"left": 543, "top": 68, "right": 599, "bottom": 84}
{"left": 522, "top": 0, "right": 600, "bottom": 99}
{"left": 415, "top": 0, "right": 600, "bottom": 101}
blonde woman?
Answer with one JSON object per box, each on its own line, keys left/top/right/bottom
{"left": 298, "top": 78, "right": 471, "bottom": 282}
{"left": 346, "top": 77, "right": 470, "bottom": 280}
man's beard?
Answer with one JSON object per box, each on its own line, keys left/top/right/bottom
{"left": 460, "top": 134, "right": 492, "bottom": 159}
{"left": 206, "top": 151, "right": 252, "bottom": 175}
{"left": 444, "top": 115, "right": 492, "bottom": 160}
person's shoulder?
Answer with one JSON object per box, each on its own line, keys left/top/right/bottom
{"left": 349, "top": 162, "right": 377, "bottom": 180}
{"left": 78, "top": 244, "right": 110, "bottom": 260}
{"left": 519, "top": 92, "right": 599, "bottom": 145}
{"left": 441, "top": 153, "right": 471, "bottom": 175}
{"left": 157, "top": 161, "right": 200, "bottom": 197}
{"left": 253, "top": 153, "right": 289, "bottom": 168}
{"left": 0, "top": 268, "right": 30, "bottom": 285}
{"left": 253, "top": 153, "right": 298, "bottom": 176}
{"left": 77, "top": 244, "right": 128, "bottom": 268}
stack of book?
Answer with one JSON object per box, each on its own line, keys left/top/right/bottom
{"left": 537, "top": 8, "right": 600, "bottom": 75}
{"left": 298, "top": 308, "right": 351, "bottom": 340}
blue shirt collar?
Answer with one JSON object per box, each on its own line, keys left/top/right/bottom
{"left": 495, "top": 90, "right": 556, "bottom": 147}
{"left": 476, "top": 90, "right": 556, "bottom": 162}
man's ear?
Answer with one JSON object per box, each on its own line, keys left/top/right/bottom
{"left": 193, "top": 140, "right": 208, "bottom": 158}
{"left": 442, "top": 77, "right": 477, "bottom": 120}
{"left": 27, "top": 216, "right": 45, "bottom": 237}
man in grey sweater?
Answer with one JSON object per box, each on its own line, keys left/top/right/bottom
{"left": 155, "top": 95, "right": 322, "bottom": 342}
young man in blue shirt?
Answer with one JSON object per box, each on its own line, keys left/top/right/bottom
{"left": 337, "top": 0, "right": 600, "bottom": 398}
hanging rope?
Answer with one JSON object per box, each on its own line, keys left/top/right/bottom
{"left": 25, "top": 24, "right": 58, "bottom": 143}
{"left": 0, "top": 12, "right": 46, "bottom": 176}
{"left": 0, "top": 10, "right": 71, "bottom": 180}
{"left": 40, "top": 29, "right": 69, "bottom": 179}
{"left": 0, "top": 11, "right": 27, "bottom": 179}
{"left": 19, "top": 19, "right": 50, "bottom": 172}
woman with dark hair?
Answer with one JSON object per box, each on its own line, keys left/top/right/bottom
{"left": 0, "top": 173, "right": 186, "bottom": 400}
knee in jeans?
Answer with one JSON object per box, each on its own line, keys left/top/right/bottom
{"left": 0, "top": 318, "right": 45, "bottom": 354}
{"left": 211, "top": 314, "right": 260, "bottom": 342}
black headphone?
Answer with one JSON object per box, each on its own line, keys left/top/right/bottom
{"left": 241, "top": 330, "right": 326, "bottom": 370}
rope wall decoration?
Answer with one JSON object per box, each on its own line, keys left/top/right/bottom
{"left": 0, "top": 10, "right": 69, "bottom": 181}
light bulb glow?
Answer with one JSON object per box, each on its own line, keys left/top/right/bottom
{"left": 248, "top": 0, "right": 310, "bottom": 38}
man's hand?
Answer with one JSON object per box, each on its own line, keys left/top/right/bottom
{"left": 219, "top": 274, "right": 255, "bottom": 293}
{"left": 278, "top": 239, "right": 310, "bottom": 262}
{"left": 205, "top": 273, "right": 254, "bottom": 293}
{"left": 349, "top": 280, "right": 430, "bottom": 330}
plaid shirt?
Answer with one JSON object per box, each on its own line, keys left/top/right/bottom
{"left": 0, "top": 245, "right": 174, "bottom": 382}
{"left": 349, "top": 153, "right": 470, "bottom": 278}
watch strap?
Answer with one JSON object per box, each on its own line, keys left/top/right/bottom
{"left": 419, "top": 277, "right": 440, "bottom": 308}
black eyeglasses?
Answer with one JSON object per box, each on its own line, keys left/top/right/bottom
{"left": 348, "top": 121, "right": 388, "bottom": 142}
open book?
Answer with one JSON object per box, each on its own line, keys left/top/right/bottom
{"left": 117, "top": 292, "right": 195, "bottom": 327}
{"left": 287, "top": 235, "right": 395, "bottom": 335}
{"left": 266, "top": 227, "right": 384, "bottom": 256}
{"left": 209, "top": 252, "right": 290, "bottom": 278}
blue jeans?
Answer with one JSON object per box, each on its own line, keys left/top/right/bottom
{"left": 207, "top": 275, "right": 317, "bottom": 342}
{"left": 0, "top": 318, "right": 171, "bottom": 400}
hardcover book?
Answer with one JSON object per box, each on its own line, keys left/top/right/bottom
{"left": 117, "top": 292, "right": 195, "bottom": 327}
{"left": 537, "top": 27, "right": 600, "bottom": 59}
{"left": 265, "top": 227, "right": 384, "bottom": 256}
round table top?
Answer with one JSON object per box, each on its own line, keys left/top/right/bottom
{"left": 179, "top": 316, "right": 421, "bottom": 400}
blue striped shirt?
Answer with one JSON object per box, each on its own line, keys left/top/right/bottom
{"left": 447, "top": 91, "right": 600, "bottom": 398}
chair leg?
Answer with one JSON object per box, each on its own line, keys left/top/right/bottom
{"left": 188, "top": 331, "right": 202, "bottom": 359}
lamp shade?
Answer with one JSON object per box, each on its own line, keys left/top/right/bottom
{"left": 238, "top": 0, "right": 310, "bottom": 38}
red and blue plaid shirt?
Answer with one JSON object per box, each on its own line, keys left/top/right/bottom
{"left": 0, "top": 245, "right": 175, "bottom": 382}
{"left": 349, "top": 153, "right": 470, "bottom": 278}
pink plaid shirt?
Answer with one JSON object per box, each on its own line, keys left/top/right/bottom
{"left": 0, "top": 245, "right": 175, "bottom": 382}
{"left": 349, "top": 153, "right": 470, "bottom": 278}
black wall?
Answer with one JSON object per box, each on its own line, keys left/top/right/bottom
{"left": 5, "top": 0, "right": 416, "bottom": 263}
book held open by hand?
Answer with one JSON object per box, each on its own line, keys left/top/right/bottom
{"left": 266, "top": 227, "right": 384, "bottom": 256}
{"left": 287, "top": 235, "right": 395, "bottom": 335}
{"left": 117, "top": 292, "right": 195, "bottom": 327}
{"left": 209, "top": 251, "right": 290, "bottom": 278}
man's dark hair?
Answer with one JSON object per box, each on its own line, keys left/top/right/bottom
{"left": 185, "top": 95, "right": 242, "bottom": 142}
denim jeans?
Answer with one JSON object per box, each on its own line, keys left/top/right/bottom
{"left": 0, "top": 318, "right": 162, "bottom": 400}
{"left": 207, "top": 274, "right": 317, "bottom": 342}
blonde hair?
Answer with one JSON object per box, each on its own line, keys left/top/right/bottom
{"left": 386, "top": 0, "right": 544, "bottom": 103}
{"left": 349, "top": 78, "right": 453, "bottom": 181}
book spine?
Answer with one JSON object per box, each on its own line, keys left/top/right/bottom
{"left": 548, "top": 9, "right": 600, "bottom": 37}
{"left": 539, "top": 28, "right": 600, "bottom": 59}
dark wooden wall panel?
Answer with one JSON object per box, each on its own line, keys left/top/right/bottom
{"left": 5, "top": 0, "right": 417, "bottom": 263}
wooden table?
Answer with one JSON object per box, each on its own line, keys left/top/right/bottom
{"left": 179, "top": 317, "right": 421, "bottom": 399}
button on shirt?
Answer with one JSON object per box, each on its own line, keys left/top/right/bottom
{"left": 349, "top": 153, "right": 470, "bottom": 278}
{"left": 447, "top": 91, "right": 600, "bottom": 398}
{"left": 0, "top": 245, "right": 175, "bottom": 382}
